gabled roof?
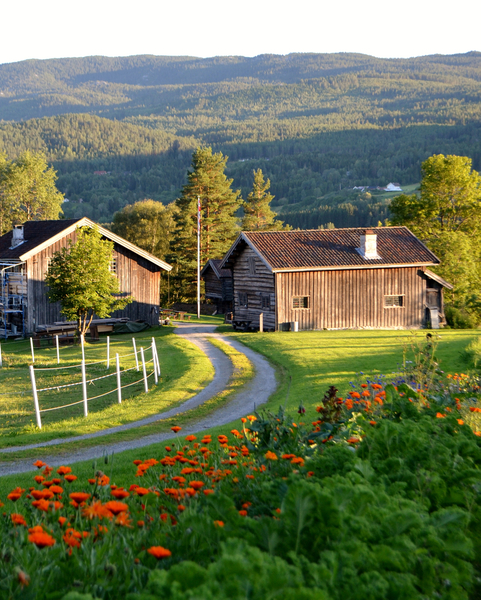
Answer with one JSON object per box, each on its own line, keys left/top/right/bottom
{"left": 0, "top": 217, "right": 172, "bottom": 271}
{"left": 200, "top": 258, "right": 232, "bottom": 279}
{"left": 221, "top": 227, "right": 439, "bottom": 272}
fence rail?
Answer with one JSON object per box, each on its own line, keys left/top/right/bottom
{"left": 26, "top": 336, "right": 161, "bottom": 429}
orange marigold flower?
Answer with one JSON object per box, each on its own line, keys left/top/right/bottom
{"left": 64, "top": 475, "right": 77, "bottom": 483}
{"left": 134, "top": 487, "right": 150, "bottom": 496}
{"left": 28, "top": 530, "right": 55, "bottom": 548}
{"left": 147, "top": 546, "right": 171, "bottom": 559}
{"left": 82, "top": 501, "right": 113, "bottom": 520}
{"left": 214, "top": 520, "right": 224, "bottom": 527}
{"left": 103, "top": 501, "right": 129, "bottom": 515}
{"left": 31, "top": 489, "right": 53, "bottom": 500}
{"left": 307, "top": 471, "right": 315, "bottom": 478}
{"left": 458, "top": 419, "right": 465, "bottom": 425}
{"left": 115, "top": 512, "right": 133, "bottom": 527}
{"left": 58, "top": 516, "right": 68, "bottom": 527}
{"left": 203, "top": 489, "right": 215, "bottom": 495}
{"left": 369, "top": 420, "right": 377, "bottom": 426}
{"left": 361, "top": 384, "right": 368, "bottom": 388}
{"left": 56, "top": 466, "right": 72, "bottom": 476}
{"left": 11, "top": 513, "right": 27, "bottom": 526}
{"left": 111, "top": 488, "right": 130, "bottom": 499}
{"left": 291, "top": 457, "right": 305, "bottom": 465}
{"left": 177, "top": 504, "right": 186, "bottom": 512}
{"left": 189, "top": 481, "right": 205, "bottom": 490}
{"left": 33, "top": 475, "right": 44, "bottom": 484}
{"left": 238, "top": 510, "right": 248, "bottom": 516}
{"left": 69, "top": 492, "right": 90, "bottom": 504}
{"left": 347, "top": 437, "right": 361, "bottom": 444}
{"left": 185, "top": 435, "right": 197, "bottom": 442}
{"left": 50, "top": 485, "right": 64, "bottom": 495}
{"left": 7, "top": 487, "right": 25, "bottom": 502}
{"left": 32, "top": 499, "right": 50, "bottom": 512}
{"left": 171, "top": 426, "right": 182, "bottom": 433}
{"left": 265, "top": 451, "right": 278, "bottom": 460}
{"left": 247, "top": 415, "right": 257, "bottom": 422}
{"left": 470, "top": 407, "right": 481, "bottom": 413}
{"left": 33, "top": 460, "right": 46, "bottom": 469}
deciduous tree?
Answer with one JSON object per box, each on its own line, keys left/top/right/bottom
{"left": 45, "top": 226, "right": 132, "bottom": 336}
{"left": 111, "top": 199, "right": 177, "bottom": 261}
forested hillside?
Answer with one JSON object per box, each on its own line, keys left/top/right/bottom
{"left": 1, "top": 52, "right": 481, "bottom": 225}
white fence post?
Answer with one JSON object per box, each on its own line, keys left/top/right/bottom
{"left": 29, "top": 365, "right": 42, "bottom": 429}
{"left": 30, "top": 337, "right": 35, "bottom": 363}
{"left": 81, "top": 334, "right": 85, "bottom": 363}
{"left": 152, "top": 343, "right": 158, "bottom": 385}
{"left": 152, "top": 337, "right": 161, "bottom": 377}
{"left": 132, "top": 338, "right": 139, "bottom": 371}
{"left": 81, "top": 357, "right": 88, "bottom": 417}
{"left": 107, "top": 336, "right": 110, "bottom": 370}
{"left": 116, "top": 353, "right": 122, "bottom": 404}
{"left": 56, "top": 335, "right": 60, "bottom": 364}
{"left": 140, "top": 347, "right": 148, "bottom": 393}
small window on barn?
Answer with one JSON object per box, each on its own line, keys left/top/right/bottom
{"left": 261, "top": 295, "right": 271, "bottom": 309}
{"left": 238, "top": 292, "right": 248, "bottom": 308}
{"left": 292, "top": 296, "right": 309, "bottom": 310}
{"left": 248, "top": 257, "right": 256, "bottom": 275}
{"left": 109, "top": 256, "right": 117, "bottom": 274}
{"left": 384, "top": 295, "right": 404, "bottom": 308}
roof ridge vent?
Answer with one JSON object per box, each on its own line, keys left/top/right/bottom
{"left": 357, "top": 229, "right": 381, "bottom": 260}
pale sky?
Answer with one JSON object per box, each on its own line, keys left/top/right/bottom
{"left": 1, "top": 0, "right": 479, "bottom": 65}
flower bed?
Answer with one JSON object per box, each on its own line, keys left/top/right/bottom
{"left": 2, "top": 372, "right": 481, "bottom": 599}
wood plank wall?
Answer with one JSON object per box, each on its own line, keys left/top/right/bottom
{"left": 232, "top": 247, "right": 276, "bottom": 329}
{"left": 26, "top": 233, "right": 161, "bottom": 331}
{"left": 276, "top": 266, "right": 427, "bottom": 330}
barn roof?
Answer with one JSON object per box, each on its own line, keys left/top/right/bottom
{"left": 221, "top": 227, "right": 439, "bottom": 272}
{"left": 0, "top": 217, "right": 172, "bottom": 271}
{"left": 200, "top": 258, "right": 232, "bottom": 279}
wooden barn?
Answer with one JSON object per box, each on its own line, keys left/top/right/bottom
{"left": 0, "top": 218, "right": 172, "bottom": 337}
{"left": 220, "top": 227, "right": 452, "bottom": 331}
{"left": 200, "top": 259, "right": 233, "bottom": 314}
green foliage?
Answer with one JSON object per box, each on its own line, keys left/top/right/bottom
{"left": 111, "top": 199, "right": 178, "bottom": 260}
{"left": 168, "top": 147, "right": 241, "bottom": 301}
{"left": 45, "top": 226, "right": 132, "bottom": 335}
{"left": 0, "top": 150, "right": 63, "bottom": 234}
{"left": 241, "top": 169, "right": 289, "bottom": 231}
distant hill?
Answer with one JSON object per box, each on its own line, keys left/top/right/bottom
{"left": 1, "top": 52, "right": 481, "bottom": 226}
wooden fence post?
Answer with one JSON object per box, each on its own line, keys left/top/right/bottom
{"left": 29, "top": 365, "right": 42, "bottom": 429}
{"left": 259, "top": 312, "right": 264, "bottom": 333}
{"left": 140, "top": 347, "right": 148, "bottom": 393}
{"left": 116, "top": 353, "right": 122, "bottom": 404}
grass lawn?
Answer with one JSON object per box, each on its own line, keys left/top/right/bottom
{"left": 0, "top": 327, "right": 479, "bottom": 493}
{"left": 0, "top": 326, "right": 214, "bottom": 449}
{"left": 220, "top": 328, "right": 479, "bottom": 414}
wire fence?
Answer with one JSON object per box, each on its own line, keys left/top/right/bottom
{"left": 0, "top": 335, "right": 161, "bottom": 429}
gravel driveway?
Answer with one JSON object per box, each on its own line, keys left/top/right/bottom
{"left": 0, "top": 324, "right": 277, "bottom": 477}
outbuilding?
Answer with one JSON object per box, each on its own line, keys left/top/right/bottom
{"left": 0, "top": 217, "right": 172, "bottom": 337}
{"left": 220, "top": 227, "right": 452, "bottom": 331}
{"left": 200, "top": 258, "right": 233, "bottom": 314}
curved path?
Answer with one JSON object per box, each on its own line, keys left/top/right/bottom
{"left": 0, "top": 324, "right": 277, "bottom": 477}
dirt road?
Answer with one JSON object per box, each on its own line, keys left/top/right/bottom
{"left": 0, "top": 324, "right": 277, "bottom": 476}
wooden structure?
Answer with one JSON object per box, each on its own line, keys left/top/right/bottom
{"left": 220, "top": 227, "right": 452, "bottom": 331}
{"left": 200, "top": 259, "right": 233, "bottom": 314}
{"left": 0, "top": 218, "right": 172, "bottom": 337}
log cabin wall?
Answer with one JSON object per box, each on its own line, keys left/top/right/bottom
{"left": 26, "top": 232, "right": 161, "bottom": 332}
{"left": 276, "top": 266, "right": 426, "bottom": 330}
{"left": 232, "top": 246, "right": 276, "bottom": 329}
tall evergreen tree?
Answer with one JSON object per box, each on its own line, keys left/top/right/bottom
{"left": 242, "top": 169, "right": 289, "bottom": 231}
{"left": 168, "top": 147, "right": 241, "bottom": 302}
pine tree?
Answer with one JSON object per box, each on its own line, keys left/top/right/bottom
{"left": 242, "top": 169, "right": 289, "bottom": 231}
{"left": 168, "top": 147, "right": 241, "bottom": 302}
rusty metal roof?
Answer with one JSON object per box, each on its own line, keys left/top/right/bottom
{"left": 222, "top": 227, "right": 439, "bottom": 272}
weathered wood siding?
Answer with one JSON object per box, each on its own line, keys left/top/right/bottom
{"left": 232, "top": 246, "right": 275, "bottom": 329}
{"left": 275, "top": 266, "right": 427, "bottom": 330}
{"left": 26, "top": 232, "right": 161, "bottom": 332}
{"left": 204, "top": 270, "right": 223, "bottom": 300}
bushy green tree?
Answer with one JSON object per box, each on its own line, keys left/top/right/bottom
{"left": 111, "top": 199, "right": 177, "bottom": 261}
{"left": 0, "top": 151, "right": 64, "bottom": 234}
{"left": 169, "top": 147, "right": 241, "bottom": 301}
{"left": 390, "top": 154, "right": 481, "bottom": 325}
{"left": 45, "top": 226, "right": 132, "bottom": 336}
{"left": 242, "top": 169, "right": 289, "bottom": 231}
